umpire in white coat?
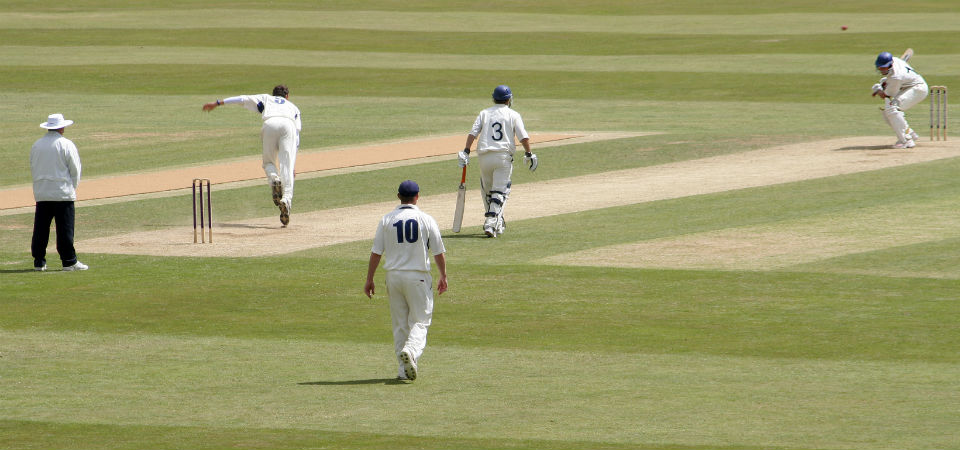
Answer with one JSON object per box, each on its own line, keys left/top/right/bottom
{"left": 364, "top": 180, "right": 448, "bottom": 381}
{"left": 30, "top": 114, "right": 88, "bottom": 271}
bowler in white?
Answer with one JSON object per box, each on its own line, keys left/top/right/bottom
{"left": 202, "top": 84, "right": 301, "bottom": 226}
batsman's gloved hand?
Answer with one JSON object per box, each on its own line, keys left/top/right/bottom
{"left": 523, "top": 152, "right": 538, "bottom": 172}
{"left": 457, "top": 150, "right": 470, "bottom": 168}
{"left": 872, "top": 83, "right": 883, "bottom": 96}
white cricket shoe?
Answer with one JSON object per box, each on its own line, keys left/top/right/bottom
{"left": 34, "top": 264, "right": 46, "bottom": 272}
{"left": 399, "top": 349, "right": 417, "bottom": 381}
{"left": 908, "top": 129, "right": 920, "bottom": 141}
{"left": 893, "top": 139, "right": 915, "bottom": 149}
{"left": 63, "top": 261, "right": 88, "bottom": 271}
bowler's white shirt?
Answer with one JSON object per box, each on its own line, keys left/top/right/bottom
{"left": 371, "top": 204, "right": 445, "bottom": 272}
{"left": 883, "top": 57, "right": 927, "bottom": 97}
{"left": 470, "top": 104, "right": 529, "bottom": 155}
{"left": 31, "top": 131, "right": 81, "bottom": 202}
{"left": 227, "top": 94, "right": 302, "bottom": 131}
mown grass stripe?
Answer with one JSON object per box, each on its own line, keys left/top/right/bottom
{"left": 4, "top": 29, "right": 960, "bottom": 57}
{"left": 2, "top": 11, "right": 960, "bottom": 34}
{"left": 2, "top": 328, "right": 957, "bottom": 449}
{"left": 3, "top": 0, "right": 959, "bottom": 15}
{"left": 8, "top": 65, "right": 941, "bottom": 106}
{"left": 3, "top": 45, "right": 959, "bottom": 76}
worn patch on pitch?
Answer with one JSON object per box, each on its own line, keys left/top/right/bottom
{"left": 540, "top": 198, "right": 960, "bottom": 274}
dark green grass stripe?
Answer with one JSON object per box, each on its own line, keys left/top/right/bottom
{"left": 0, "top": 419, "right": 798, "bottom": 450}
{"left": 5, "top": 65, "right": 940, "bottom": 104}
{"left": 2, "top": 29, "right": 958, "bottom": 55}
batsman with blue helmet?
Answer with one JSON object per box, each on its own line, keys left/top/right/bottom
{"left": 457, "top": 85, "right": 538, "bottom": 238}
{"left": 872, "top": 51, "right": 928, "bottom": 148}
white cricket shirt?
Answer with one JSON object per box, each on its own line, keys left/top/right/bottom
{"left": 226, "top": 94, "right": 302, "bottom": 132}
{"left": 469, "top": 104, "right": 529, "bottom": 155}
{"left": 30, "top": 131, "right": 81, "bottom": 201}
{"left": 883, "top": 57, "right": 926, "bottom": 97}
{"left": 371, "top": 204, "right": 445, "bottom": 272}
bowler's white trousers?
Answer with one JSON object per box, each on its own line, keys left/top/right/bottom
{"left": 385, "top": 270, "right": 434, "bottom": 377}
{"left": 261, "top": 116, "right": 298, "bottom": 206}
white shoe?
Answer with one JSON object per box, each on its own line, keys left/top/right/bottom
{"left": 893, "top": 139, "right": 915, "bottom": 149}
{"left": 483, "top": 225, "right": 496, "bottom": 238}
{"left": 399, "top": 349, "right": 417, "bottom": 381}
{"left": 495, "top": 218, "right": 505, "bottom": 236}
{"left": 909, "top": 129, "right": 920, "bottom": 141}
{"left": 34, "top": 264, "right": 46, "bottom": 272}
{"left": 63, "top": 261, "right": 88, "bottom": 271}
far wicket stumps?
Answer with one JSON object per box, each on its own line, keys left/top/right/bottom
{"left": 930, "top": 85, "right": 948, "bottom": 141}
{"left": 192, "top": 178, "right": 212, "bottom": 243}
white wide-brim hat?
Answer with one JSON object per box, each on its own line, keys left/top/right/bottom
{"left": 40, "top": 113, "right": 74, "bottom": 129}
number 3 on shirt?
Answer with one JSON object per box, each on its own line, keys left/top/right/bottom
{"left": 491, "top": 122, "right": 503, "bottom": 141}
{"left": 393, "top": 219, "right": 420, "bottom": 243}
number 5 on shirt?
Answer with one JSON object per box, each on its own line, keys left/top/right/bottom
{"left": 452, "top": 166, "right": 467, "bottom": 233}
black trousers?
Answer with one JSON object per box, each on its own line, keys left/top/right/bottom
{"left": 31, "top": 201, "right": 77, "bottom": 268}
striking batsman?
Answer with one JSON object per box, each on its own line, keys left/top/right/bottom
{"left": 872, "top": 51, "right": 928, "bottom": 148}
{"left": 457, "top": 85, "right": 538, "bottom": 238}
{"left": 202, "top": 85, "right": 301, "bottom": 226}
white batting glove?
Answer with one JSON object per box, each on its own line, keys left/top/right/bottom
{"left": 457, "top": 150, "right": 469, "bottom": 168}
{"left": 523, "top": 152, "right": 538, "bottom": 172}
{"left": 872, "top": 83, "right": 883, "bottom": 94}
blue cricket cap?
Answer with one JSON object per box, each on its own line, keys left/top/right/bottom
{"left": 398, "top": 180, "right": 420, "bottom": 196}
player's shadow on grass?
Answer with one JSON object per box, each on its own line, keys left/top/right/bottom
{"left": 443, "top": 233, "right": 487, "bottom": 239}
{"left": 835, "top": 145, "right": 897, "bottom": 151}
{"left": 0, "top": 268, "right": 43, "bottom": 274}
{"left": 299, "top": 378, "right": 407, "bottom": 386}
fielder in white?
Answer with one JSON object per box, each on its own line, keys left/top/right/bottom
{"left": 458, "top": 85, "right": 538, "bottom": 238}
{"left": 872, "top": 51, "right": 928, "bottom": 149}
{"left": 364, "top": 180, "right": 448, "bottom": 381}
{"left": 202, "top": 84, "right": 301, "bottom": 226}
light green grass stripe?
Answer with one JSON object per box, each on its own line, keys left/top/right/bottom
{"left": 2, "top": 10, "right": 960, "bottom": 34}
{"left": 4, "top": 45, "right": 960, "bottom": 76}
{"left": 1, "top": 328, "right": 957, "bottom": 449}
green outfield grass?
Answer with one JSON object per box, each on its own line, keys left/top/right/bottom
{"left": 2, "top": 1, "right": 959, "bottom": 449}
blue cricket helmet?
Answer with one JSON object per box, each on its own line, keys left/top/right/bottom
{"left": 492, "top": 85, "right": 512, "bottom": 101}
{"left": 875, "top": 51, "right": 893, "bottom": 68}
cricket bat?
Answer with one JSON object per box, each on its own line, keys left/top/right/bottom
{"left": 901, "top": 48, "right": 913, "bottom": 62}
{"left": 452, "top": 166, "right": 467, "bottom": 232}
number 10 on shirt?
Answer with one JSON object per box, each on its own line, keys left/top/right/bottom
{"left": 453, "top": 166, "right": 467, "bottom": 232}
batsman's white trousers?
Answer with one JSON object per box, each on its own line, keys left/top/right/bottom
{"left": 385, "top": 270, "right": 434, "bottom": 374}
{"left": 261, "top": 116, "right": 298, "bottom": 205}
{"left": 884, "top": 83, "right": 929, "bottom": 141}
{"left": 478, "top": 151, "right": 514, "bottom": 221}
